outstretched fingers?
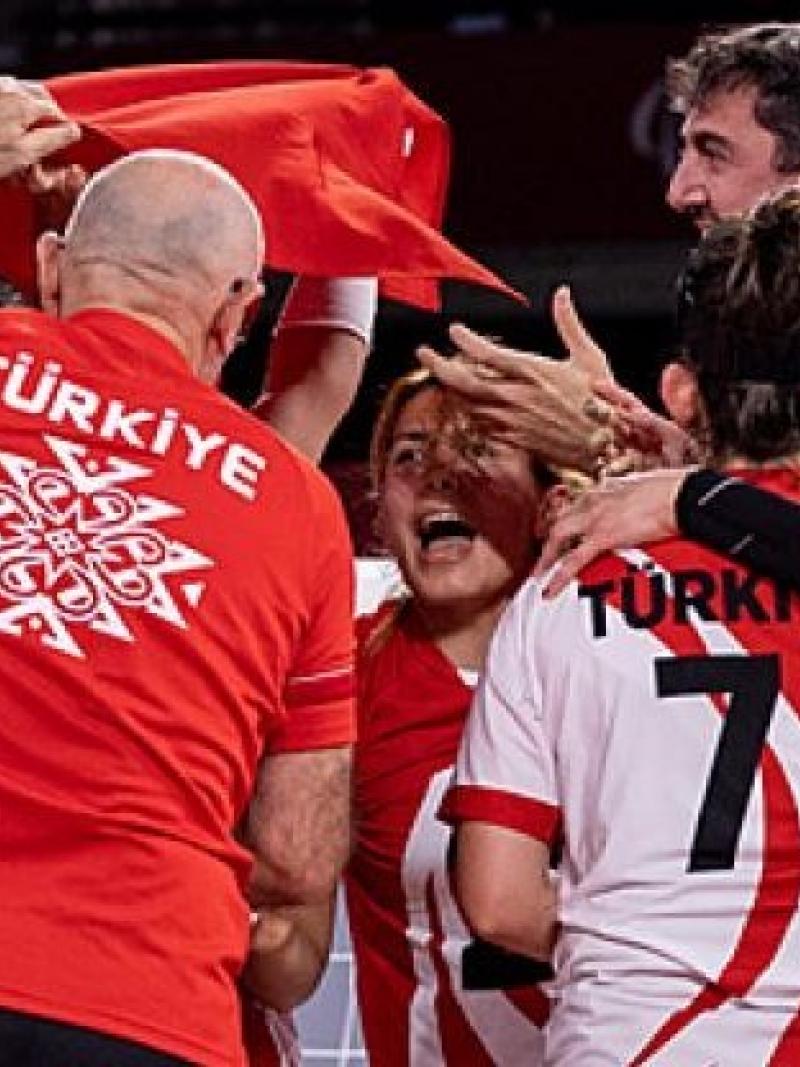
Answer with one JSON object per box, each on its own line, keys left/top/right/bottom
{"left": 417, "top": 343, "right": 508, "bottom": 400}
{"left": 448, "top": 323, "right": 543, "bottom": 379}
{"left": 551, "top": 285, "right": 612, "bottom": 381}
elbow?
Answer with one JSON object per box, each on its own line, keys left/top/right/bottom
{"left": 249, "top": 849, "right": 343, "bottom": 908}
{"left": 465, "top": 903, "right": 554, "bottom": 962}
{"left": 458, "top": 878, "right": 555, "bottom": 962}
{"left": 252, "top": 867, "right": 336, "bottom": 910}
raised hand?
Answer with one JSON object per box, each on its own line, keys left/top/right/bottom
{"left": 0, "top": 77, "right": 82, "bottom": 184}
{"left": 550, "top": 284, "right": 612, "bottom": 381}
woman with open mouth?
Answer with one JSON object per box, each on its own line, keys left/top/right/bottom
{"left": 345, "top": 366, "right": 557, "bottom": 1066}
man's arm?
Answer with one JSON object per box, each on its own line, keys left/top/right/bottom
{"left": 456, "top": 822, "right": 556, "bottom": 961}
{"left": 243, "top": 898, "right": 335, "bottom": 1012}
{"left": 241, "top": 466, "right": 355, "bottom": 1010}
{"left": 246, "top": 746, "right": 352, "bottom": 907}
{"left": 240, "top": 746, "right": 350, "bottom": 1011}
{"left": 253, "top": 276, "right": 377, "bottom": 462}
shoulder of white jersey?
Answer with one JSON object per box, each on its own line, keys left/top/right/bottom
{"left": 355, "top": 557, "right": 406, "bottom": 617}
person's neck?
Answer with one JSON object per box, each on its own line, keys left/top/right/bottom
{"left": 412, "top": 598, "right": 507, "bottom": 672}
{"left": 61, "top": 273, "right": 205, "bottom": 374}
{"left": 74, "top": 301, "right": 192, "bottom": 358}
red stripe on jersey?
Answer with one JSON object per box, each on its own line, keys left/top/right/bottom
{"left": 693, "top": 564, "right": 800, "bottom": 1061}
{"left": 768, "top": 1009, "right": 800, "bottom": 1064}
{"left": 589, "top": 551, "right": 800, "bottom": 1065}
{"left": 425, "top": 877, "right": 495, "bottom": 1066}
{"left": 440, "top": 785, "right": 561, "bottom": 845}
{"left": 284, "top": 667, "right": 356, "bottom": 707}
{"left": 503, "top": 984, "right": 551, "bottom": 1030}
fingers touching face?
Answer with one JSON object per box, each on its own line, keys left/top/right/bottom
{"left": 379, "top": 388, "right": 544, "bottom": 616}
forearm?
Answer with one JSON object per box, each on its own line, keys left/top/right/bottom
{"left": 462, "top": 876, "right": 558, "bottom": 962}
{"left": 243, "top": 898, "right": 334, "bottom": 1012}
{"left": 254, "top": 275, "right": 377, "bottom": 463}
{"left": 256, "top": 326, "right": 368, "bottom": 462}
{"left": 677, "top": 469, "right": 800, "bottom": 588}
{"left": 247, "top": 747, "right": 353, "bottom": 908}
{"left": 455, "top": 823, "right": 557, "bottom": 962}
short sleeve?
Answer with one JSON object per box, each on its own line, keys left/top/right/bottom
{"left": 439, "top": 580, "right": 562, "bottom": 846}
{"left": 271, "top": 475, "right": 356, "bottom": 754}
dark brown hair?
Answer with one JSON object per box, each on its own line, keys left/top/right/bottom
{"left": 677, "top": 187, "right": 800, "bottom": 461}
{"left": 668, "top": 23, "right": 800, "bottom": 172}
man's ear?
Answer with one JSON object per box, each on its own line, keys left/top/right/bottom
{"left": 660, "top": 361, "right": 700, "bottom": 429}
{"left": 200, "top": 279, "right": 264, "bottom": 385}
{"left": 35, "top": 231, "right": 62, "bottom": 316}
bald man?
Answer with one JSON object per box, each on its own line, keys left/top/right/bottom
{"left": 0, "top": 149, "right": 355, "bottom": 1067}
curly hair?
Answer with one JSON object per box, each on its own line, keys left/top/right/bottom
{"left": 667, "top": 23, "right": 800, "bottom": 172}
{"left": 677, "top": 187, "right": 800, "bottom": 462}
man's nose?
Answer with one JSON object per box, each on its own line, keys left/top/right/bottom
{"left": 666, "top": 154, "right": 705, "bottom": 213}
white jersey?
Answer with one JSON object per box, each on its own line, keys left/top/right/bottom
{"left": 446, "top": 528, "right": 800, "bottom": 1066}
{"left": 354, "top": 557, "right": 405, "bottom": 615}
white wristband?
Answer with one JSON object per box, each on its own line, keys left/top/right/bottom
{"left": 275, "top": 276, "right": 378, "bottom": 347}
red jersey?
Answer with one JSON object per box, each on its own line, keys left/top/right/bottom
{"left": 0, "top": 308, "right": 355, "bottom": 1066}
{"left": 445, "top": 469, "right": 800, "bottom": 1065}
{"left": 0, "top": 63, "right": 519, "bottom": 311}
{"left": 242, "top": 999, "right": 299, "bottom": 1067}
{"left": 346, "top": 603, "right": 547, "bottom": 1066}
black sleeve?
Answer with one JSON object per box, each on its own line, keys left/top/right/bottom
{"left": 676, "top": 468, "right": 800, "bottom": 589}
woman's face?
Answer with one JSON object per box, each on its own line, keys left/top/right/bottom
{"left": 379, "top": 386, "right": 546, "bottom": 619}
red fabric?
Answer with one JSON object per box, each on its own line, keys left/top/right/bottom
{"left": 241, "top": 998, "right": 300, "bottom": 1067}
{"left": 440, "top": 785, "right": 562, "bottom": 845}
{"left": 0, "top": 307, "right": 355, "bottom": 1065}
{"left": 346, "top": 605, "right": 547, "bottom": 1065}
{"left": 0, "top": 62, "right": 521, "bottom": 310}
{"left": 242, "top": 1001, "right": 280, "bottom": 1067}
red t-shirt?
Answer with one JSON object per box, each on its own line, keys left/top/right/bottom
{"left": 0, "top": 307, "right": 355, "bottom": 1066}
{"left": 346, "top": 603, "right": 547, "bottom": 1066}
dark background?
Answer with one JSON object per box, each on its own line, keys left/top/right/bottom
{"left": 0, "top": 2, "right": 792, "bottom": 536}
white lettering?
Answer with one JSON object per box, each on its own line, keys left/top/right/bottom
{"left": 220, "top": 444, "right": 267, "bottom": 501}
{"left": 98, "top": 400, "right": 155, "bottom": 449}
{"left": 151, "top": 408, "right": 181, "bottom": 456}
{"left": 181, "top": 423, "right": 227, "bottom": 470}
{"left": 0, "top": 349, "right": 267, "bottom": 500}
{"left": 3, "top": 354, "right": 61, "bottom": 414}
{"left": 47, "top": 380, "right": 100, "bottom": 433}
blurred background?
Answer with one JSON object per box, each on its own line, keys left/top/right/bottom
{"left": 0, "top": 1, "right": 794, "bottom": 542}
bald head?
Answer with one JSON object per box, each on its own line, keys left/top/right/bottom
{"left": 38, "top": 149, "right": 266, "bottom": 378}
{"left": 64, "top": 148, "right": 264, "bottom": 294}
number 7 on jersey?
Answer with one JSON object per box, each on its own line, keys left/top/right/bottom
{"left": 655, "top": 653, "right": 780, "bottom": 873}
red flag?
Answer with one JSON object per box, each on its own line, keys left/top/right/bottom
{"left": 0, "top": 62, "right": 522, "bottom": 310}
